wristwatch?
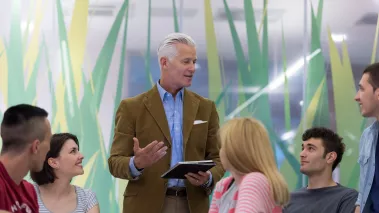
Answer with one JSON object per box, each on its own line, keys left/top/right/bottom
{"left": 201, "top": 179, "right": 210, "bottom": 188}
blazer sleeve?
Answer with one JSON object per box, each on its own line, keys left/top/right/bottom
{"left": 204, "top": 101, "right": 225, "bottom": 194}
{"left": 108, "top": 99, "right": 136, "bottom": 180}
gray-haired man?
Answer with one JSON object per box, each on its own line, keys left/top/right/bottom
{"left": 108, "top": 33, "right": 225, "bottom": 213}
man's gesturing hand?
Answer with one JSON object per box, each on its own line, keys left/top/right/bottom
{"left": 133, "top": 137, "right": 168, "bottom": 170}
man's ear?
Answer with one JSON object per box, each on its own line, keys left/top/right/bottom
{"left": 160, "top": 57, "right": 168, "bottom": 69}
{"left": 375, "top": 88, "right": 379, "bottom": 100}
{"left": 30, "top": 139, "right": 40, "bottom": 154}
{"left": 326, "top": 152, "right": 337, "bottom": 165}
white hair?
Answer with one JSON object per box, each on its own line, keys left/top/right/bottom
{"left": 157, "top": 33, "right": 196, "bottom": 66}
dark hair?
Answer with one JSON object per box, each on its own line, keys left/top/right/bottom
{"left": 302, "top": 127, "right": 345, "bottom": 171}
{"left": 30, "top": 133, "right": 79, "bottom": 185}
{"left": 1, "top": 104, "right": 48, "bottom": 153}
{"left": 363, "top": 62, "right": 379, "bottom": 91}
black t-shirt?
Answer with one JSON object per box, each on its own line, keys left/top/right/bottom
{"left": 283, "top": 184, "right": 357, "bottom": 213}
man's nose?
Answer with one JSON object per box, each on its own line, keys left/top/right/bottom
{"left": 300, "top": 150, "right": 306, "bottom": 158}
{"left": 354, "top": 93, "right": 360, "bottom": 102}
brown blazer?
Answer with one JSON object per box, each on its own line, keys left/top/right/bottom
{"left": 108, "top": 85, "right": 225, "bottom": 213}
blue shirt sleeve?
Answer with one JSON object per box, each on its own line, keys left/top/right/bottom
{"left": 129, "top": 156, "right": 143, "bottom": 178}
{"left": 207, "top": 172, "right": 213, "bottom": 187}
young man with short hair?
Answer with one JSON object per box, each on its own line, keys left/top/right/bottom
{"left": 283, "top": 127, "right": 358, "bottom": 213}
{"left": 0, "top": 104, "right": 52, "bottom": 212}
{"left": 355, "top": 62, "right": 379, "bottom": 213}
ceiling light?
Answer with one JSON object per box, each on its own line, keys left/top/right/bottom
{"left": 331, "top": 34, "right": 347, "bottom": 43}
{"left": 21, "top": 21, "right": 34, "bottom": 33}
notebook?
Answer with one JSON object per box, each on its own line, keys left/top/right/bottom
{"left": 161, "top": 160, "right": 216, "bottom": 179}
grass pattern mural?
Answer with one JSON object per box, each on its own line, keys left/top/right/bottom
{"left": 211, "top": 0, "right": 369, "bottom": 191}
{"left": 0, "top": 0, "right": 130, "bottom": 211}
{"left": 0, "top": 0, "right": 376, "bottom": 212}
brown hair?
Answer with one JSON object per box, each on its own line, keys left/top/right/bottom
{"left": 363, "top": 62, "right": 379, "bottom": 91}
{"left": 30, "top": 133, "right": 79, "bottom": 185}
{"left": 302, "top": 127, "right": 345, "bottom": 171}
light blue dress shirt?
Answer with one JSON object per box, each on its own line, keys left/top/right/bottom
{"left": 129, "top": 82, "right": 212, "bottom": 188}
{"left": 356, "top": 121, "right": 379, "bottom": 213}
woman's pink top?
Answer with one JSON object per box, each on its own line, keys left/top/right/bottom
{"left": 209, "top": 172, "right": 282, "bottom": 213}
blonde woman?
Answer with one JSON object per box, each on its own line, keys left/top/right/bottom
{"left": 209, "top": 117, "right": 289, "bottom": 213}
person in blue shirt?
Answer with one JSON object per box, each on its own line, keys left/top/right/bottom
{"left": 108, "top": 33, "right": 224, "bottom": 213}
{"left": 355, "top": 62, "right": 379, "bottom": 213}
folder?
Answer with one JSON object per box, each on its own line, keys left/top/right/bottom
{"left": 161, "top": 160, "right": 216, "bottom": 179}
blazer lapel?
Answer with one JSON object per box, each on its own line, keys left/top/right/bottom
{"left": 143, "top": 86, "right": 172, "bottom": 145}
{"left": 183, "top": 89, "right": 199, "bottom": 146}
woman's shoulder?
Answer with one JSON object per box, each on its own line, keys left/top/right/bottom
{"left": 32, "top": 182, "right": 38, "bottom": 190}
{"left": 74, "top": 185, "right": 99, "bottom": 211}
{"left": 216, "top": 176, "right": 234, "bottom": 189}
{"left": 213, "top": 176, "right": 235, "bottom": 197}
{"left": 242, "top": 172, "right": 269, "bottom": 184}
{"left": 239, "top": 172, "right": 270, "bottom": 192}
{"left": 74, "top": 185, "right": 98, "bottom": 202}
{"left": 31, "top": 183, "right": 41, "bottom": 197}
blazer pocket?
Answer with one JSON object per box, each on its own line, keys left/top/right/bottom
{"left": 191, "top": 122, "right": 208, "bottom": 139}
{"left": 192, "top": 122, "right": 208, "bottom": 130}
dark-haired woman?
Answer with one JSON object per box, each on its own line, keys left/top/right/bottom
{"left": 30, "top": 133, "right": 99, "bottom": 213}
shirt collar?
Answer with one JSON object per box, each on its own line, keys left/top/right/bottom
{"left": 370, "top": 120, "right": 379, "bottom": 131}
{"left": 156, "top": 80, "right": 184, "bottom": 101}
